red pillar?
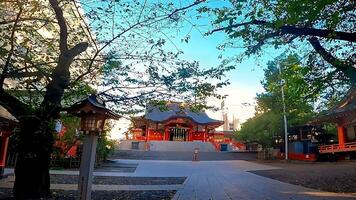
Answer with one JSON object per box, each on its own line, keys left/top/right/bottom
{"left": 145, "top": 123, "right": 150, "bottom": 150}
{"left": 204, "top": 126, "right": 207, "bottom": 142}
{"left": 163, "top": 127, "right": 166, "bottom": 141}
{"left": 188, "top": 130, "right": 191, "bottom": 141}
{"left": 337, "top": 125, "right": 346, "bottom": 148}
{"left": 0, "top": 134, "right": 10, "bottom": 168}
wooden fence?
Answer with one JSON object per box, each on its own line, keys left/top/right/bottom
{"left": 6, "top": 152, "right": 81, "bottom": 169}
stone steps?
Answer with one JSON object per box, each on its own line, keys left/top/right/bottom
{"left": 148, "top": 141, "right": 216, "bottom": 152}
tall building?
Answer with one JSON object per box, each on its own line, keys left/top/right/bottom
{"left": 231, "top": 115, "right": 241, "bottom": 131}
{"left": 221, "top": 101, "right": 240, "bottom": 131}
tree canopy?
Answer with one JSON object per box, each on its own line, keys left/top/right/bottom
{"left": 202, "top": 0, "right": 355, "bottom": 86}
{"left": 0, "top": 0, "right": 232, "bottom": 116}
{"left": 236, "top": 54, "right": 317, "bottom": 147}
{"left": 0, "top": 0, "right": 231, "bottom": 198}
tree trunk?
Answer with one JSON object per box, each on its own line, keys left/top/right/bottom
{"left": 10, "top": 2, "right": 89, "bottom": 198}
{"left": 11, "top": 48, "right": 88, "bottom": 200}
{"left": 13, "top": 116, "right": 54, "bottom": 199}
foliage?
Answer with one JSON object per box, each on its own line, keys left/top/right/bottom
{"left": 0, "top": 1, "right": 97, "bottom": 108}
{"left": 96, "top": 135, "right": 115, "bottom": 162}
{"left": 236, "top": 54, "right": 317, "bottom": 147}
{"left": 0, "top": 1, "right": 232, "bottom": 197}
{"left": 52, "top": 115, "right": 81, "bottom": 158}
{"left": 201, "top": 0, "right": 354, "bottom": 101}
{"left": 236, "top": 111, "right": 282, "bottom": 147}
{"left": 0, "top": 0, "right": 232, "bottom": 115}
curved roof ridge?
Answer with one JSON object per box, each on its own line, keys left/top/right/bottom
{"left": 145, "top": 102, "right": 223, "bottom": 125}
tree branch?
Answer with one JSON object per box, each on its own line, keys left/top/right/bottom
{"left": 281, "top": 26, "right": 356, "bottom": 42}
{"left": 70, "top": 0, "right": 205, "bottom": 87}
{"left": 308, "top": 37, "right": 356, "bottom": 82}
{"left": 0, "top": 90, "right": 30, "bottom": 118}
{"left": 6, "top": 71, "right": 49, "bottom": 79}
{"left": 67, "top": 42, "right": 89, "bottom": 57}
{"left": 0, "top": 6, "right": 23, "bottom": 90}
{"left": 212, "top": 20, "right": 356, "bottom": 42}
{"left": 0, "top": 18, "right": 56, "bottom": 25}
{"left": 247, "top": 32, "right": 280, "bottom": 54}
{"left": 49, "top": 0, "right": 68, "bottom": 53}
{"left": 167, "top": 0, "right": 205, "bottom": 19}
{"left": 72, "top": 0, "right": 98, "bottom": 51}
{"left": 211, "top": 20, "right": 267, "bottom": 33}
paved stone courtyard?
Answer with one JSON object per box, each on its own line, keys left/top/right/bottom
{"left": 1, "top": 151, "right": 356, "bottom": 199}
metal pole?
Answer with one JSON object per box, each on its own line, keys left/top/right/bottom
{"left": 278, "top": 64, "right": 288, "bottom": 160}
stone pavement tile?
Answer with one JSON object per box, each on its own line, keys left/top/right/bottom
{"left": 212, "top": 171, "right": 256, "bottom": 200}
{"left": 4, "top": 168, "right": 13, "bottom": 176}
{"left": 206, "top": 174, "right": 232, "bottom": 200}
{"left": 50, "top": 184, "right": 78, "bottom": 190}
{"left": 0, "top": 175, "right": 15, "bottom": 189}
{"left": 195, "top": 173, "right": 213, "bottom": 200}
{"left": 8, "top": 183, "right": 181, "bottom": 191}
{"left": 220, "top": 170, "right": 298, "bottom": 200}
{"left": 173, "top": 174, "right": 198, "bottom": 200}
{"left": 92, "top": 184, "right": 182, "bottom": 191}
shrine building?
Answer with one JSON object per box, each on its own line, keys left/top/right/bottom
{"left": 312, "top": 87, "right": 356, "bottom": 155}
{"left": 129, "top": 102, "right": 245, "bottom": 151}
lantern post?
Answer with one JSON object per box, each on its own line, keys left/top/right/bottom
{"left": 67, "top": 95, "right": 120, "bottom": 200}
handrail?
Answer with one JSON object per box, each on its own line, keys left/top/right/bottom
{"left": 319, "top": 142, "right": 356, "bottom": 153}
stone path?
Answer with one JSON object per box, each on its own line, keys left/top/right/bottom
{"left": 3, "top": 160, "right": 356, "bottom": 199}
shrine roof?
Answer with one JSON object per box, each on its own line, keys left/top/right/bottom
{"left": 0, "top": 105, "right": 18, "bottom": 123}
{"left": 312, "top": 87, "right": 356, "bottom": 124}
{"left": 67, "top": 94, "right": 120, "bottom": 120}
{"left": 144, "top": 102, "right": 224, "bottom": 126}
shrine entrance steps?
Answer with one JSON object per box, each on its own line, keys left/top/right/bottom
{"left": 148, "top": 141, "right": 216, "bottom": 152}
{"left": 117, "top": 140, "right": 217, "bottom": 152}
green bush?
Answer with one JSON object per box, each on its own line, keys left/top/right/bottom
{"left": 96, "top": 134, "right": 115, "bottom": 162}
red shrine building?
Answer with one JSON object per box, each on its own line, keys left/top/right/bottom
{"left": 129, "top": 102, "right": 245, "bottom": 151}
{"left": 313, "top": 87, "right": 356, "bottom": 155}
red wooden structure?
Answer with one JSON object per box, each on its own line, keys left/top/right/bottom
{"left": 0, "top": 105, "right": 18, "bottom": 176}
{"left": 312, "top": 87, "right": 356, "bottom": 154}
{"left": 129, "top": 102, "right": 245, "bottom": 151}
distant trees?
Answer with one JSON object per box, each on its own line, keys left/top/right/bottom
{"left": 236, "top": 55, "right": 316, "bottom": 147}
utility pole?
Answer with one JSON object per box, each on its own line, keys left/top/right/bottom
{"left": 279, "top": 64, "right": 288, "bottom": 160}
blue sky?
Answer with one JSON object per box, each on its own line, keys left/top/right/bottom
{"left": 161, "top": 10, "right": 286, "bottom": 124}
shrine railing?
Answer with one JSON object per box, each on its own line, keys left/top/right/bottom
{"left": 319, "top": 142, "right": 356, "bottom": 154}
{"left": 210, "top": 141, "right": 220, "bottom": 151}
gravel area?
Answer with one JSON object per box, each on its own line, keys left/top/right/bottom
{"left": 50, "top": 174, "right": 186, "bottom": 185}
{"left": 111, "top": 150, "right": 257, "bottom": 161}
{"left": 0, "top": 188, "right": 176, "bottom": 200}
{"left": 249, "top": 161, "right": 356, "bottom": 193}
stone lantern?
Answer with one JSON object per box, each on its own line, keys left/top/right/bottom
{"left": 67, "top": 94, "right": 120, "bottom": 200}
